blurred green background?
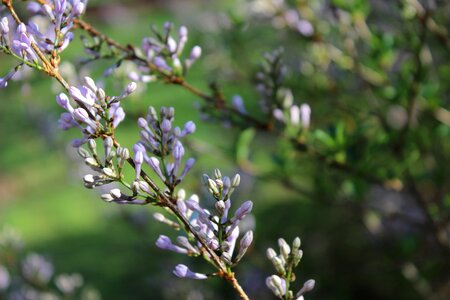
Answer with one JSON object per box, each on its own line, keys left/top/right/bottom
{"left": 1, "top": 0, "right": 450, "bottom": 299}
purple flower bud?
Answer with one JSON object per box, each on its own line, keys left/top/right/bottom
{"left": 71, "top": 138, "right": 87, "bottom": 147}
{"left": 0, "top": 17, "right": 9, "bottom": 35}
{"left": 182, "top": 121, "right": 196, "bottom": 135}
{"left": 235, "top": 230, "right": 253, "bottom": 263}
{"left": 167, "top": 37, "right": 177, "bottom": 53}
{"left": 179, "top": 158, "right": 195, "bottom": 180}
{"left": 56, "top": 93, "right": 73, "bottom": 112}
{"left": 112, "top": 105, "right": 125, "bottom": 128}
{"left": 189, "top": 46, "right": 202, "bottom": 61}
{"left": 69, "top": 86, "right": 95, "bottom": 106}
{"left": 207, "top": 238, "right": 219, "bottom": 250}
{"left": 134, "top": 150, "right": 144, "bottom": 180}
{"left": 176, "top": 236, "right": 198, "bottom": 254}
{"left": 73, "top": 2, "right": 86, "bottom": 17}
{"left": 296, "top": 279, "right": 315, "bottom": 298}
{"left": 179, "top": 26, "right": 188, "bottom": 40}
{"left": 17, "top": 23, "right": 27, "bottom": 34}
{"left": 137, "top": 117, "right": 148, "bottom": 129}
{"left": 161, "top": 119, "right": 172, "bottom": 133}
{"left": 156, "top": 235, "right": 188, "bottom": 254}
{"left": 83, "top": 77, "right": 98, "bottom": 93}
{"left": 173, "top": 264, "right": 207, "bottom": 280}
{"left": 232, "top": 200, "right": 253, "bottom": 223}
{"left": 173, "top": 141, "right": 185, "bottom": 161}
{"left": 177, "top": 199, "right": 187, "bottom": 215}
{"left": 126, "top": 82, "right": 137, "bottom": 95}
{"left": 138, "top": 181, "right": 151, "bottom": 193}
{"left": 148, "top": 157, "right": 166, "bottom": 182}
{"left": 266, "top": 275, "right": 287, "bottom": 298}
{"left": 72, "top": 108, "right": 91, "bottom": 124}
{"left": 154, "top": 56, "right": 171, "bottom": 71}
{"left": 59, "top": 32, "right": 74, "bottom": 51}
{"left": 224, "top": 226, "right": 239, "bottom": 258}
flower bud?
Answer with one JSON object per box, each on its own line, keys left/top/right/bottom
{"left": 83, "top": 77, "right": 98, "bottom": 93}
{"left": 272, "top": 256, "right": 286, "bottom": 275}
{"left": 77, "top": 147, "right": 90, "bottom": 158}
{"left": 126, "top": 82, "right": 137, "bottom": 95}
{"left": 110, "top": 189, "right": 121, "bottom": 199}
{"left": 214, "top": 168, "right": 222, "bottom": 179}
{"left": 215, "top": 200, "right": 226, "bottom": 215}
{"left": 101, "top": 193, "right": 114, "bottom": 202}
{"left": 234, "top": 231, "right": 253, "bottom": 263}
{"left": 189, "top": 46, "right": 202, "bottom": 61}
{"left": 231, "top": 174, "right": 240, "bottom": 187}
{"left": 278, "top": 238, "right": 291, "bottom": 260}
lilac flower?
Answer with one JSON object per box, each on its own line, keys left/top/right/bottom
{"left": 266, "top": 275, "right": 287, "bottom": 298}
{"left": 0, "top": 17, "right": 9, "bottom": 36}
{"left": 235, "top": 231, "right": 253, "bottom": 263}
{"left": 133, "top": 150, "right": 144, "bottom": 180}
{"left": 155, "top": 235, "right": 188, "bottom": 254}
{"left": 25, "top": 0, "right": 87, "bottom": 54}
{"left": 110, "top": 103, "right": 125, "bottom": 128}
{"left": 69, "top": 86, "right": 95, "bottom": 106}
{"left": 56, "top": 78, "right": 131, "bottom": 146}
{"left": 136, "top": 106, "right": 196, "bottom": 187}
{"left": 173, "top": 264, "right": 207, "bottom": 280}
{"left": 56, "top": 93, "right": 74, "bottom": 112}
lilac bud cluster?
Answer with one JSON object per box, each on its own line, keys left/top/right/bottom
{"left": 131, "top": 22, "right": 202, "bottom": 80}
{"left": 257, "top": 49, "right": 312, "bottom": 136}
{"left": 266, "top": 237, "right": 315, "bottom": 300}
{"left": 27, "top": 0, "right": 87, "bottom": 54}
{"left": 0, "top": 19, "right": 39, "bottom": 65}
{"left": 56, "top": 77, "right": 133, "bottom": 146}
{"left": 134, "top": 106, "right": 196, "bottom": 190}
{"left": 0, "top": 1, "right": 87, "bottom": 87}
{"left": 76, "top": 137, "right": 156, "bottom": 205}
{"left": 272, "top": 88, "right": 311, "bottom": 132}
{"left": 155, "top": 169, "right": 254, "bottom": 280}
{"left": 0, "top": 228, "right": 98, "bottom": 298}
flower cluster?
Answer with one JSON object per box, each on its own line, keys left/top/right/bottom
{"left": 0, "top": 18, "right": 38, "bottom": 64}
{"left": 155, "top": 169, "right": 254, "bottom": 279}
{"left": 256, "top": 49, "right": 312, "bottom": 136}
{"left": 56, "top": 76, "right": 135, "bottom": 146}
{"left": 27, "top": 0, "right": 87, "bottom": 54}
{"left": 134, "top": 106, "right": 196, "bottom": 191}
{"left": 0, "top": 1, "right": 87, "bottom": 87}
{"left": 266, "top": 237, "right": 315, "bottom": 300}
{"left": 130, "top": 22, "right": 202, "bottom": 80}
